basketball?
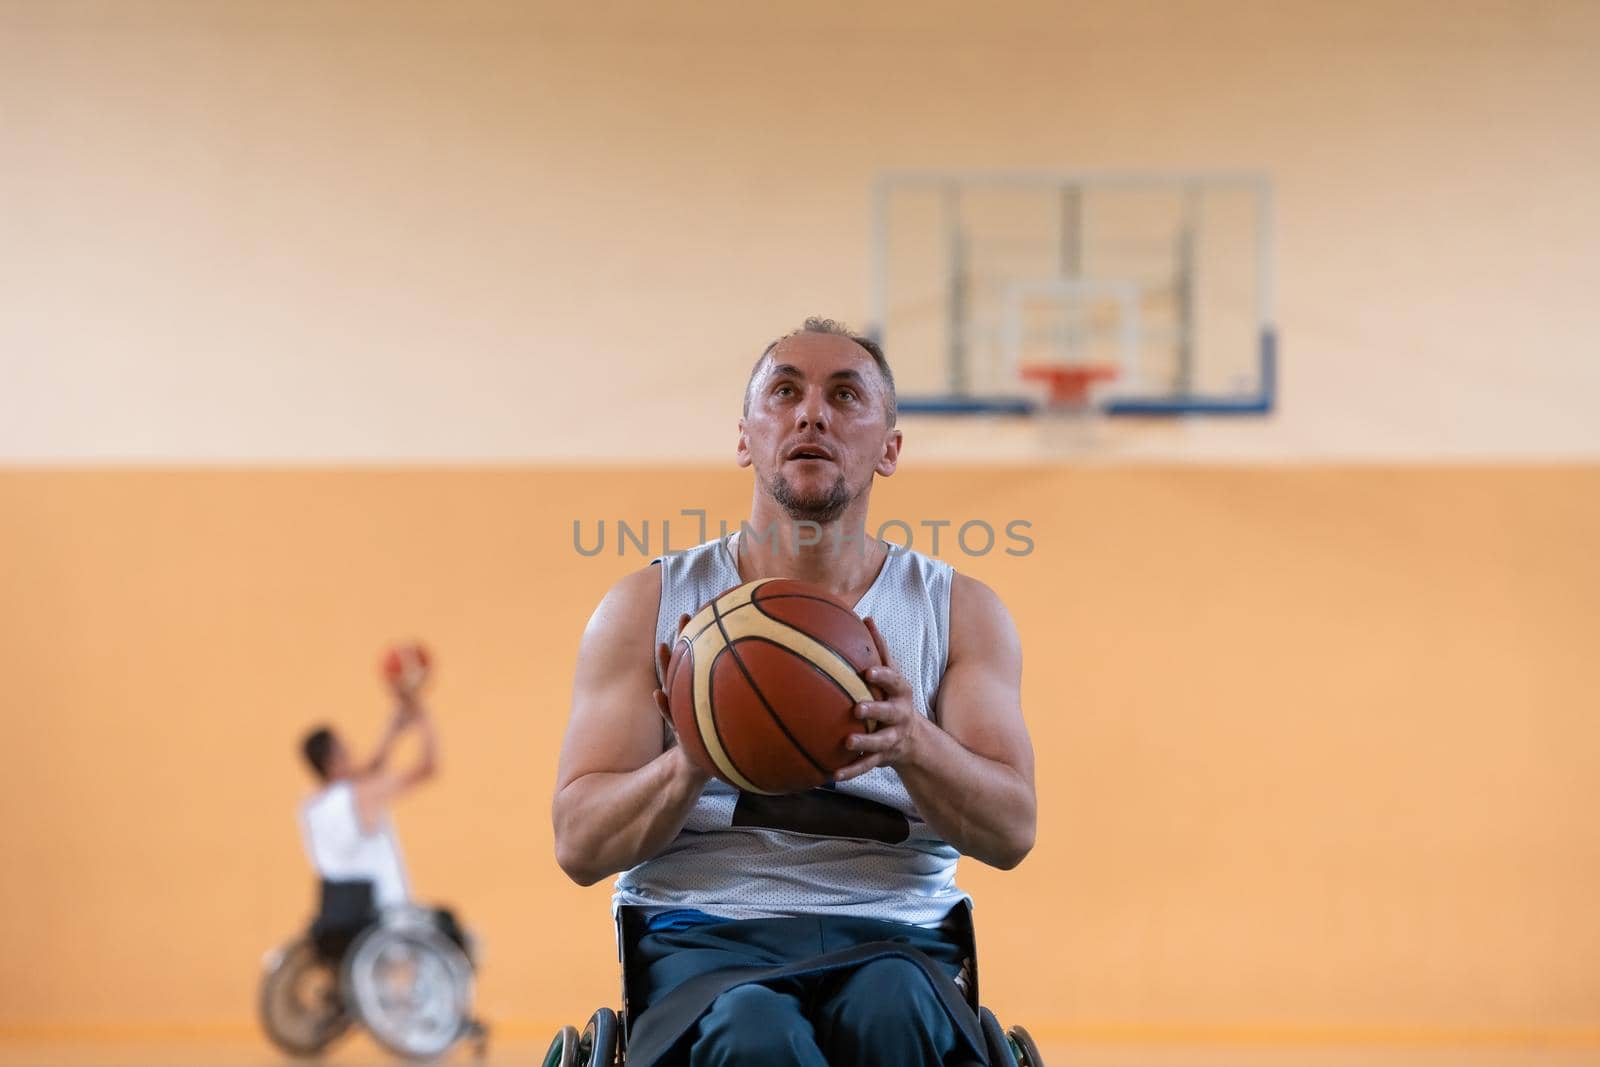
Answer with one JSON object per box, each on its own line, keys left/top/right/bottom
{"left": 381, "top": 642, "right": 431, "bottom": 694}
{"left": 664, "top": 578, "right": 882, "bottom": 795}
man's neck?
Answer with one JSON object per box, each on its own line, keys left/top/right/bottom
{"left": 734, "top": 499, "right": 886, "bottom": 604}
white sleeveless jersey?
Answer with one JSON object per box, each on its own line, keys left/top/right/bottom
{"left": 299, "top": 781, "right": 411, "bottom": 910}
{"left": 613, "top": 533, "right": 966, "bottom": 927}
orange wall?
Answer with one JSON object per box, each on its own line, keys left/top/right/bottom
{"left": 2, "top": 466, "right": 1597, "bottom": 1040}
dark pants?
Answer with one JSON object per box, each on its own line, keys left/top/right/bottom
{"left": 635, "top": 914, "right": 981, "bottom": 1067}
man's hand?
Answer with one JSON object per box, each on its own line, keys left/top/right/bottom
{"left": 831, "top": 578, "right": 1036, "bottom": 870}
{"left": 387, "top": 667, "right": 426, "bottom": 709}
{"left": 650, "top": 613, "right": 692, "bottom": 733}
{"left": 834, "top": 617, "right": 926, "bottom": 782}
{"left": 650, "top": 613, "right": 712, "bottom": 788}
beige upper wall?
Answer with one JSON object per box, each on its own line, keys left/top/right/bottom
{"left": 3, "top": 0, "right": 1598, "bottom": 462}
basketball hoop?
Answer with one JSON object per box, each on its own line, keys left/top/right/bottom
{"left": 1019, "top": 363, "right": 1119, "bottom": 409}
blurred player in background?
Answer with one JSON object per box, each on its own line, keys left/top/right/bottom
{"left": 297, "top": 648, "right": 470, "bottom": 953}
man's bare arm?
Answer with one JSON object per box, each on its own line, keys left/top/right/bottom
{"left": 552, "top": 566, "right": 710, "bottom": 887}
{"left": 836, "top": 574, "right": 1036, "bottom": 869}
{"left": 355, "top": 699, "right": 438, "bottom": 833}
{"left": 358, "top": 705, "right": 409, "bottom": 777}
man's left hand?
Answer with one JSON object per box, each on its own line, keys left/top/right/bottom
{"left": 833, "top": 616, "right": 925, "bottom": 783}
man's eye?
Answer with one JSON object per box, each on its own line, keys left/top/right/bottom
{"left": 774, "top": 384, "right": 795, "bottom": 398}
{"left": 836, "top": 389, "right": 857, "bottom": 403}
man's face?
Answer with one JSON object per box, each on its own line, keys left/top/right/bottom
{"left": 325, "top": 735, "right": 353, "bottom": 781}
{"left": 738, "top": 332, "right": 901, "bottom": 523}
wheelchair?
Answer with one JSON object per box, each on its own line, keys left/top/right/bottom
{"left": 259, "top": 880, "right": 488, "bottom": 1061}
{"left": 543, "top": 902, "right": 1044, "bottom": 1066}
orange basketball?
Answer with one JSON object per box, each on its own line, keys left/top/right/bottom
{"left": 381, "top": 642, "right": 431, "bottom": 693}
{"left": 664, "top": 578, "right": 881, "bottom": 795}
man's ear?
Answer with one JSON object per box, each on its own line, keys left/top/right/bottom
{"left": 735, "top": 417, "right": 753, "bottom": 469}
{"left": 874, "top": 428, "right": 903, "bottom": 477}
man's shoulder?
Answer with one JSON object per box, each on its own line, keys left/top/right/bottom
{"left": 948, "top": 567, "right": 994, "bottom": 597}
{"left": 946, "top": 571, "right": 1018, "bottom": 656}
{"left": 949, "top": 569, "right": 1011, "bottom": 612}
{"left": 300, "top": 780, "right": 352, "bottom": 815}
{"left": 593, "top": 562, "right": 664, "bottom": 615}
{"left": 880, "top": 541, "right": 957, "bottom": 589}
{"left": 579, "top": 563, "right": 664, "bottom": 649}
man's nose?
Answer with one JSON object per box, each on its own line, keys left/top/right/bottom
{"left": 796, "top": 386, "right": 828, "bottom": 432}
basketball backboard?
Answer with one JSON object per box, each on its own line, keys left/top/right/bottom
{"left": 867, "top": 170, "right": 1276, "bottom": 417}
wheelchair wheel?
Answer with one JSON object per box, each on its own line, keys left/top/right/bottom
{"left": 580, "top": 1007, "right": 619, "bottom": 1066}
{"left": 342, "top": 920, "right": 475, "bottom": 1060}
{"left": 258, "top": 938, "right": 351, "bottom": 1057}
{"left": 978, "top": 1007, "right": 1012, "bottom": 1065}
{"left": 541, "top": 1024, "right": 580, "bottom": 1067}
{"left": 1007, "top": 1023, "right": 1045, "bottom": 1066}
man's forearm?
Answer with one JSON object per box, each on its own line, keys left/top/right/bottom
{"left": 360, "top": 713, "right": 407, "bottom": 775}
{"left": 553, "top": 746, "right": 708, "bottom": 886}
{"left": 411, "top": 712, "right": 438, "bottom": 776}
{"left": 898, "top": 721, "right": 1036, "bottom": 869}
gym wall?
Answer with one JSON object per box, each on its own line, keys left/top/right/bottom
{"left": 3, "top": 0, "right": 1598, "bottom": 1046}
{"left": 2, "top": 466, "right": 1596, "bottom": 1039}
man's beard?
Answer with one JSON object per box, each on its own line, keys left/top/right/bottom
{"left": 768, "top": 469, "right": 853, "bottom": 523}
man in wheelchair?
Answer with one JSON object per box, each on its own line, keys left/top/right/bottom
{"left": 297, "top": 689, "right": 450, "bottom": 938}
{"left": 258, "top": 675, "right": 487, "bottom": 1060}
{"left": 552, "top": 321, "right": 1042, "bottom": 1067}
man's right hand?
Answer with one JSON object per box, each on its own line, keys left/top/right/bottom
{"left": 651, "top": 612, "right": 691, "bottom": 734}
